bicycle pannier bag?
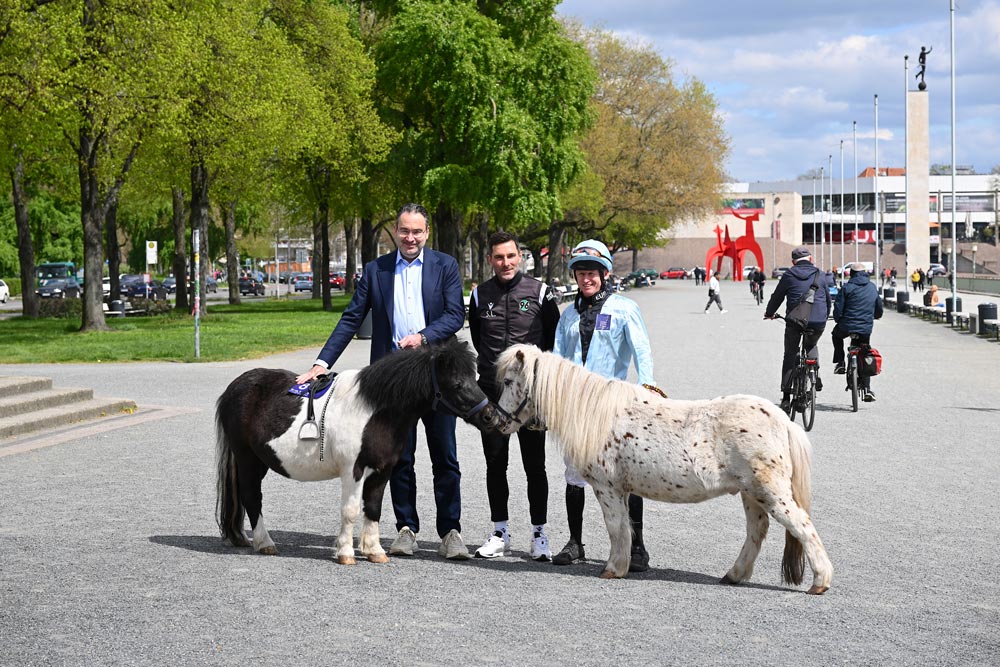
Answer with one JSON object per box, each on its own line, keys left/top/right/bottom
{"left": 859, "top": 347, "right": 882, "bottom": 377}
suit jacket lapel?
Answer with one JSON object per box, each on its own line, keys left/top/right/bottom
{"left": 421, "top": 250, "right": 436, "bottom": 319}
{"left": 378, "top": 253, "right": 395, "bottom": 333}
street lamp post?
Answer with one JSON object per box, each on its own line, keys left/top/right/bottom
{"left": 840, "top": 140, "right": 845, "bottom": 274}
{"left": 874, "top": 93, "right": 881, "bottom": 281}
{"left": 972, "top": 244, "right": 978, "bottom": 284}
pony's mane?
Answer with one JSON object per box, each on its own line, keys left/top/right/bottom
{"left": 497, "top": 345, "right": 639, "bottom": 471}
{"left": 355, "top": 337, "right": 475, "bottom": 413}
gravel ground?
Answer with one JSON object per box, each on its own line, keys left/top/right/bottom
{"left": 1, "top": 280, "right": 998, "bottom": 666}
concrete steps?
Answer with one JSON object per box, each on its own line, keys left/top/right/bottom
{"left": 0, "top": 376, "right": 137, "bottom": 440}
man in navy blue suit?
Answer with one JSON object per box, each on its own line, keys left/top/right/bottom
{"left": 296, "top": 203, "right": 470, "bottom": 559}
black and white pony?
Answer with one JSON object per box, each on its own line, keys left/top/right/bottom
{"left": 216, "top": 338, "right": 498, "bottom": 564}
{"left": 494, "top": 344, "right": 833, "bottom": 594}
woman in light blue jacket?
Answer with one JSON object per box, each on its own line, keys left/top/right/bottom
{"left": 551, "top": 239, "right": 660, "bottom": 573}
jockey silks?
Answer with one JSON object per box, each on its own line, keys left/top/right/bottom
{"left": 554, "top": 291, "right": 656, "bottom": 386}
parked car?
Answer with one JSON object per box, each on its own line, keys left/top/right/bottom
{"left": 771, "top": 266, "right": 789, "bottom": 279}
{"left": 124, "top": 279, "right": 166, "bottom": 300}
{"left": 330, "top": 272, "right": 345, "bottom": 289}
{"left": 162, "top": 277, "right": 178, "bottom": 294}
{"left": 0, "top": 278, "right": 10, "bottom": 303}
{"left": 742, "top": 266, "right": 760, "bottom": 279}
{"left": 626, "top": 268, "right": 657, "bottom": 286}
{"left": 102, "top": 277, "right": 111, "bottom": 298}
{"left": 293, "top": 274, "right": 314, "bottom": 292}
{"left": 659, "top": 267, "right": 688, "bottom": 280}
{"left": 36, "top": 277, "right": 82, "bottom": 299}
{"left": 238, "top": 275, "right": 266, "bottom": 296}
{"left": 928, "top": 263, "right": 947, "bottom": 277}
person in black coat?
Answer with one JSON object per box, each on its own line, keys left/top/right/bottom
{"left": 764, "top": 246, "right": 831, "bottom": 413}
{"left": 831, "top": 263, "right": 883, "bottom": 401}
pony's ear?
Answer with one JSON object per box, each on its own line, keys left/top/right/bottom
{"left": 515, "top": 348, "right": 525, "bottom": 365}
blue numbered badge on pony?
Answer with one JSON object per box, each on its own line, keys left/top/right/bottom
{"left": 595, "top": 313, "right": 612, "bottom": 331}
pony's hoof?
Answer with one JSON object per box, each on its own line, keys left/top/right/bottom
{"left": 806, "top": 585, "right": 829, "bottom": 595}
{"left": 337, "top": 555, "right": 357, "bottom": 565}
{"left": 366, "top": 552, "right": 390, "bottom": 564}
{"left": 599, "top": 569, "right": 624, "bottom": 579}
{"left": 257, "top": 545, "right": 278, "bottom": 556}
{"left": 720, "top": 574, "right": 740, "bottom": 585}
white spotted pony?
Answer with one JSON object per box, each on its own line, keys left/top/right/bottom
{"left": 494, "top": 344, "right": 833, "bottom": 594}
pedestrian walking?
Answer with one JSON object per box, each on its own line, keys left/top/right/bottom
{"left": 704, "top": 271, "right": 727, "bottom": 313}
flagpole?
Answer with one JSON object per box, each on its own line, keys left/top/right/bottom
{"left": 874, "top": 94, "right": 880, "bottom": 280}
{"left": 840, "top": 140, "right": 845, "bottom": 274}
{"left": 949, "top": 0, "right": 958, "bottom": 305}
{"left": 854, "top": 120, "right": 859, "bottom": 262}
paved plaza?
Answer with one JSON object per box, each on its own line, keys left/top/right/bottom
{"left": 1, "top": 280, "right": 998, "bottom": 665}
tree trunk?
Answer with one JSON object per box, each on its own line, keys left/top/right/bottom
{"left": 360, "top": 213, "right": 377, "bottom": 265}
{"left": 344, "top": 217, "right": 357, "bottom": 295}
{"left": 311, "top": 209, "right": 321, "bottom": 299}
{"left": 545, "top": 224, "right": 566, "bottom": 284}
{"left": 105, "top": 198, "right": 121, "bottom": 300}
{"left": 223, "top": 201, "right": 240, "bottom": 306}
{"left": 190, "top": 160, "right": 211, "bottom": 315}
{"left": 10, "top": 158, "right": 39, "bottom": 318}
{"left": 319, "top": 200, "right": 332, "bottom": 310}
{"left": 78, "top": 128, "right": 109, "bottom": 332}
{"left": 172, "top": 186, "right": 189, "bottom": 312}
{"left": 433, "top": 203, "right": 460, "bottom": 260}
{"left": 474, "top": 212, "right": 489, "bottom": 283}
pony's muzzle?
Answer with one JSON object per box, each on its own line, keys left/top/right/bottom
{"left": 475, "top": 403, "right": 503, "bottom": 432}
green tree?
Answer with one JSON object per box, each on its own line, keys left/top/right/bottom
{"left": 564, "top": 25, "right": 729, "bottom": 260}
{"left": 375, "top": 0, "right": 594, "bottom": 260}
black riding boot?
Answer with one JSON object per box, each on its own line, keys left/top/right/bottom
{"left": 628, "top": 494, "right": 649, "bottom": 572}
{"left": 553, "top": 484, "right": 586, "bottom": 565}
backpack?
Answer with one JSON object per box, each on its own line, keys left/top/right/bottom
{"left": 859, "top": 347, "right": 882, "bottom": 377}
{"left": 787, "top": 271, "right": 822, "bottom": 328}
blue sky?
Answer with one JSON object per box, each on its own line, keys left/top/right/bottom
{"left": 557, "top": 0, "right": 1000, "bottom": 183}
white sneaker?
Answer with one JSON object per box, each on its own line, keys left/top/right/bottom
{"left": 474, "top": 530, "right": 511, "bottom": 559}
{"left": 389, "top": 527, "right": 417, "bottom": 556}
{"left": 437, "top": 529, "right": 471, "bottom": 560}
{"left": 530, "top": 529, "right": 552, "bottom": 562}
{"left": 721, "top": 309, "right": 728, "bottom": 314}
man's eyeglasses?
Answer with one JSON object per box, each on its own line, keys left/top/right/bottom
{"left": 397, "top": 228, "right": 426, "bottom": 239}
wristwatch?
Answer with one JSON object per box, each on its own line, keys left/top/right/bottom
{"left": 420, "top": 333, "right": 428, "bottom": 346}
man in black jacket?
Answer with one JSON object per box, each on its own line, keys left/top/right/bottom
{"left": 469, "top": 231, "right": 561, "bottom": 561}
{"left": 831, "top": 263, "right": 884, "bottom": 401}
{"left": 764, "top": 246, "right": 831, "bottom": 413}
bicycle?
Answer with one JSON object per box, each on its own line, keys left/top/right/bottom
{"left": 754, "top": 282, "right": 765, "bottom": 306}
{"left": 844, "top": 333, "right": 869, "bottom": 412}
{"left": 772, "top": 315, "right": 817, "bottom": 431}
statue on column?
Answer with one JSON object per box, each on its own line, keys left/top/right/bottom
{"left": 916, "top": 46, "right": 932, "bottom": 91}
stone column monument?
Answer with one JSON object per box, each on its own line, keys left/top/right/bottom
{"left": 906, "top": 88, "right": 931, "bottom": 279}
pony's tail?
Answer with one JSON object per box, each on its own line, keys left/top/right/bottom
{"left": 781, "top": 422, "right": 813, "bottom": 585}
{"left": 216, "top": 407, "right": 249, "bottom": 547}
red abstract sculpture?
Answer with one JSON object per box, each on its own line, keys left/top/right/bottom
{"left": 703, "top": 210, "right": 766, "bottom": 281}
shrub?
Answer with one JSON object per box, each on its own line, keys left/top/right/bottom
{"left": 37, "top": 296, "right": 83, "bottom": 319}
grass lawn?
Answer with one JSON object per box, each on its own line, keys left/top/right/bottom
{"left": 0, "top": 295, "right": 349, "bottom": 363}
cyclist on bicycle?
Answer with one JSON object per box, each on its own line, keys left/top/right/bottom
{"left": 751, "top": 268, "right": 766, "bottom": 303}
{"left": 831, "top": 262, "right": 883, "bottom": 402}
{"left": 764, "top": 246, "right": 831, "bottom": 414}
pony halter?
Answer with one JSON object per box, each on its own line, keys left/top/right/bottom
{"left": 493, "top": 358, "right": 538, "bottom": 427}
{"left": 429, "top": 349, "right": 489, "bottom": 419}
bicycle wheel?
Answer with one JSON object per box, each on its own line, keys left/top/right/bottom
{"left": 848, "top": 356, "right": 859, "bottom": 412}
{"left": 801, "top": 368, "right": 816, "bottom": 431}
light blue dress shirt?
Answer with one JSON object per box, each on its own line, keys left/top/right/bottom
{"left": 392, "top": 249, "right": 426, "bottom": 346}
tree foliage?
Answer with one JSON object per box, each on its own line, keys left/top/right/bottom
{"left": 561, "top": 24, "right": 729, "bottom": 253}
